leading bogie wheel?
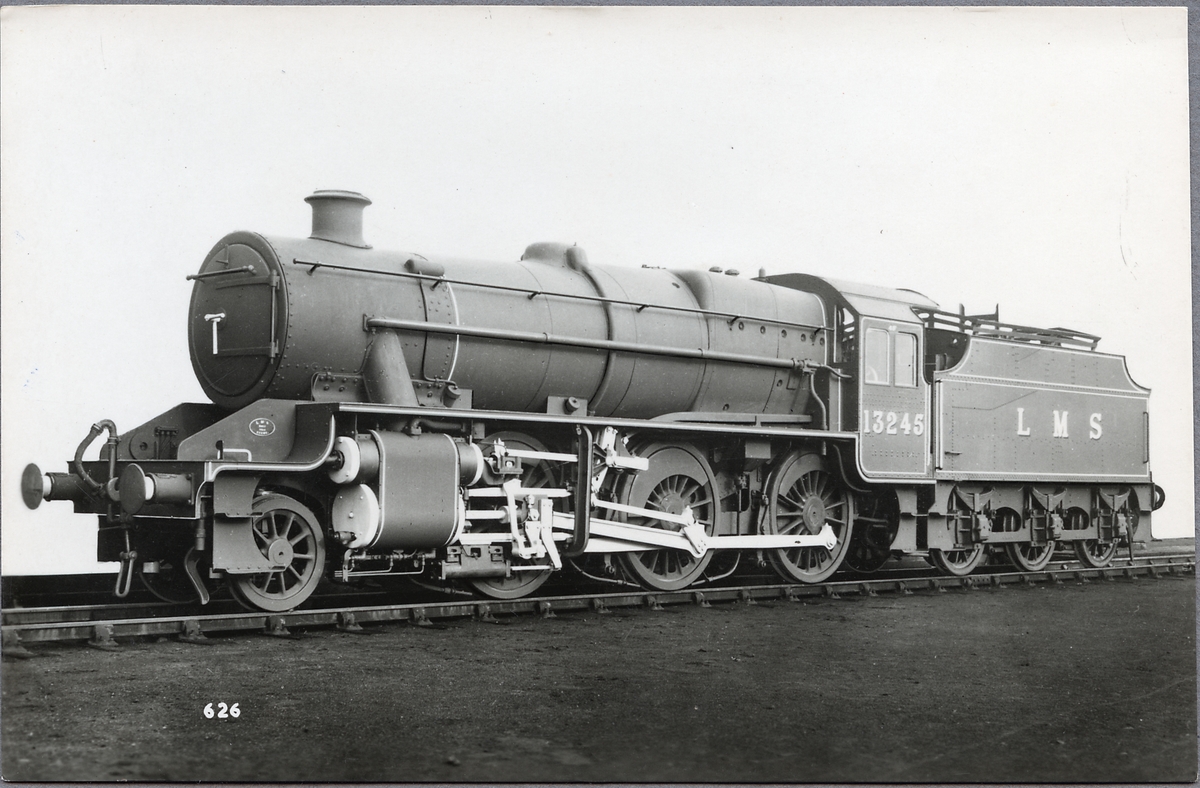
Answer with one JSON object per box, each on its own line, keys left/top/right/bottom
{"left": 228, "top": 493, "right": 326, "bottom": 612}
{"left": 468, "top": 432, "right": 558, "bottom": 600}
{"left": 764, "top": 452, "right": 854, "bottom": 583}
{"left": 615, "top": 443, "right": 718, "bottom": 592}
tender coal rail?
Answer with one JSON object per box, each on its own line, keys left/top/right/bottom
{"left": 3, "top": 552, "right": 1192, "bottom": 649}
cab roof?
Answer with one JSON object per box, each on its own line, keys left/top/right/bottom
{"left": 760, "top": 273, "right": 937, "bottom": 324}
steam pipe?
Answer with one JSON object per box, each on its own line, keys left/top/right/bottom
{"left": 363, "top": 330, "right": 420, "bottom": 408}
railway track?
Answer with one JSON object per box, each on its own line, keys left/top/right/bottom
{"left": 3, "top": 551, "right": 1192, "bottom": 649}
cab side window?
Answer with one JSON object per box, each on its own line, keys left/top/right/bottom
{"left": 864, "top": 328, "right": 890, "bottom": 385}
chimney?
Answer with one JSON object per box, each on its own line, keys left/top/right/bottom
{"left": 305, "top": 190, "right": 372, "bottom": 248}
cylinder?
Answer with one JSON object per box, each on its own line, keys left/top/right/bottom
{"left": 328, "top": 432, "right": 463, "bottom": 552}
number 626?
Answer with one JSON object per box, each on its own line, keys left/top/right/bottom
{"left": 203, "top": 702, "right": 240, "bottom": 719}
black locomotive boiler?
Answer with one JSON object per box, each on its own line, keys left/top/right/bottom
{"left": 22, "top": 191, "right": 1165, "bottom": 611}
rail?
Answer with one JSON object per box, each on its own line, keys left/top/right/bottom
{"left": 3, "top": 553, "right": 1192, "bottom": 647}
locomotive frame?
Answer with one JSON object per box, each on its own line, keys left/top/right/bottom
{"left": 22, "top": 190, "right": 1164, "bottom": 611}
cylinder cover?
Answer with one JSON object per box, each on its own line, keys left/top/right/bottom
{"left": 330, "top": 432, "right": 463, "bottom": 551}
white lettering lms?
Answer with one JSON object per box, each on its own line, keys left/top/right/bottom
{"left": 1014, "top": 409, "right": 1102, "bottom": 440}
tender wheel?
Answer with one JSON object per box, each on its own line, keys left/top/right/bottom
{"left": 930, "top": 488, "right": 984, "bottom": 577}
{"left": 929, "top": 545, "right": 984, "bottom": 577}
{"left": 228, "top": 494, "right": 326, "bottom": 612}
{"left": 1002, "top": 509, "right": 1055, "bottom": 571}
{"left": 468, "top": 432, "right": 557, "bottom": 600}
{"left": 1006, "top": 542, "right": 1055, "bottom": 571}
{"left": 615, "top": 443, "right": 718, "bottom": 591}
{"left": 844, "top": 490, "right": 899, "bottom": 574}
{"left": 1074, "top": 538, "right": 1118, "bottom": 568}
{"left": 764, "top": 452, "right": 854, "bottom": 583}
{"left": 1070, "top": 508, "right": 1117, "bottom": 568}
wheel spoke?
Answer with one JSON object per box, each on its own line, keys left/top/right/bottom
{"left": 780, "top": 493, "right": 805, "bottom": 512}
{"left": 815, "top": 473, "right": 830, "bottom": 499}
{"left": 281, "top": 513, "right": 298, "bottom": 540}
{"left": 777, "top": 517, "right": 803, "bottom": 535}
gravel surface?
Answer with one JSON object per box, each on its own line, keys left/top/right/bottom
{"left": 2, "top": 572, "right": 1195, "bottom": 783}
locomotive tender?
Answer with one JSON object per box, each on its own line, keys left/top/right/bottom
{"left": 22, "top": 191, "right": 1164, "bottom": 611}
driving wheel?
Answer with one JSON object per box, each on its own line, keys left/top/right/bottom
{"left": 764, "top": 452, "right": 854, "bottom": 583}
{"left": 615, "top": 443, "right": 718, "bottom": 591}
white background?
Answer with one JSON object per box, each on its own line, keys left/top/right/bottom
{"left": 1, "top": 6, "right": 1190, "bottom": 574}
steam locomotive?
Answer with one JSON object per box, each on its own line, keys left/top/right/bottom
{"left": 22, "top": 191, "right": 1164, "bottom": 611}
